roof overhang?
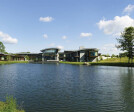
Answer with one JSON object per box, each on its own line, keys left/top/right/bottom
{"left": 41, "top": 48, "right": 60, "bottom": 52}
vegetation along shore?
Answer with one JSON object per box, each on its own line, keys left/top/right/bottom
{"left": 0, "top": 61, "right": 28, "bottom": 65}
{"left": 60, "top": 57, "right": 134, "bottom": 67}
{"left": 0, "top": 96, "right": 25, "bottom": 112}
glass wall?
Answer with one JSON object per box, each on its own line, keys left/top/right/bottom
{"left": 43, "top": 49, "right": 57, "bottom": 53}
{"left": 90, "top": 51, "right": 98, "bottom": 56}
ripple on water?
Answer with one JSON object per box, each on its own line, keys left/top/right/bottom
{"left": 0, "top": 64, "right": 134, "bottom": 112}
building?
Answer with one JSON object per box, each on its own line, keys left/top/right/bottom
{"left": 16, "top": 53, "right": 42, "bottom": 62}
{"left": 59, "top": 52, "right": 65, "bottom": 61}
{"left": 62, "top": 47, "right": 99, "bottom": 62}
{"left": 0, "top": 52, "right": 25, "bottom": 61}
{"left": 41, "top": 48, "right": 60, "bottom": 62}
{"left": 0, "top": 46, "right": 99, "bottom": 62}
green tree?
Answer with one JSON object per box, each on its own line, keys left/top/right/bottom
{"left": 96, "top": 57, "right": 98, "bottom": 63}
{"left": 111, "top": 54, "right": 115, "bottom": 58}
{"left": 6, "top": 55, "right": 11, "bottom": 61}
{"left": 0, "top": 41, "right": 5, "bottom": 53}
{"left": 106, "top": 54, "right": 110, "bottom": 57}
{"left": 100, "top": 55, "right": 103, "bottom": 60}
{"left": 117, "top": 27, "right": 134, "bottom": 63}
{"left": 24, "top": 55, "right": 29, "bottom": 61}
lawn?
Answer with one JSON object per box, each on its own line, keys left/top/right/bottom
{"left": 99, "top": 57, "right": 134, "bottom": 63}
{"left": 60, "top": 57, "right": 134, "bottom": 67}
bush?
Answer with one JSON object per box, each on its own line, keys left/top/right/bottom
{"left": 0, "top": 96, "right": 24, "bottom": 112}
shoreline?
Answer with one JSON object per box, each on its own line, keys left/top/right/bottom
{"left": 0, "top": 61, "right": 134, "bottom": 67}
{"left": 60, "top": 61, "right": 134, "bottom": 67}
{"left": 0, "top": 61, "right": 29, "bottom": 65}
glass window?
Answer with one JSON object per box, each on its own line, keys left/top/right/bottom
{"left": 43, "top": 49, "right": 57, "bottom": 53}
{"left": 90, "top": 52, "right": 97, "bottom": 56}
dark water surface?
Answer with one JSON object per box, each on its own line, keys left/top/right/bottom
{"left": 0, "top": 63, "right": 134, "bottom": 112}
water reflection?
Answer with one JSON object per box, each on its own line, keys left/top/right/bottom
{"left": 0, "top": 64, "right": 134, "bottom": 112}
{"left": 120, "top": 68, "right": 134, "bottom": 112}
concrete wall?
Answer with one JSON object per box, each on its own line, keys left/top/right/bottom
{"left": 80, "top": 51, "right": 85, "bottom": 62}
{"left": 98, "top": 56, "right": 111, "bottom": 60}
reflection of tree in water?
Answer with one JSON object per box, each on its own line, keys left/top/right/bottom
{"left": 120, "top": 68, "right": 134, "bottom": 112}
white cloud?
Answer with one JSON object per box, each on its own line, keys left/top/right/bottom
{"left": 57, "top": 45, "right": 64, "bottom": 50}
{"left": 62, "top": 36, "right": 67, "bottom": 39}
{"left": 49, "top": 43, "right": 55, "bottom": 47}
{"left": 80, "top": 32, "right": 92, "bottom": 37}
{"left": 97, "top": 15, "right": 134, "bottom": 36}
{"left": 43, "top": 34, "right": 48, "bottom": 39}
{"left": 123, "top": 4, "right": 134, "bottom": 14}
{"left": 39, "top": 16, "right": 54, "bottom": 22}
{"left": 48, "top": 43, "right": 64, "bottom": 50}
{"left": 100, "top": 43, "right": 121, "bottom": 55}
{"left": 0, "top": 31, "right": 18, "bottom": 44}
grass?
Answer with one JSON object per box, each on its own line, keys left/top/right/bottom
{"left": 99, "top": 57, "right": 134, "bottom": 63}
{"left": 0, "top": 96, "right": 25, "bottom": 112}
{"left": 60, "top": 61, "right": 85, "bottom": 65}
{"left": 0, "top": 61, "right": 28, "bottom": 65}
{"left": 91, "top": 57, "right": 134, "bottom": 67}
{"left": 60, "top": 57, "right": 134, "bottom": 67}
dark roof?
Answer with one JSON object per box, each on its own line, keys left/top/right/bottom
{"left": 78, "top": 48, "right": 99, "bottom": 51}
{"left": 59, "top": 52, "right": 64, "bottom": 54}
{"left": 16, "top": 53, "right": 42, "bottom": 55}
{"left": 65, "top": 48, "right": 99, "bottom": 52}
{"left": 0, "top": 52, "right": 4, "bottom": 54}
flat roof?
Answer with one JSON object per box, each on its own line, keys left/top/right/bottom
{"left": 59, "top": 52, "right": 64, "bottom": 54}
{"left": 78, "top": 48, "right": 99, "bottom": 51}
{"left": 64, "top": 48, "right": 99, "bottom": 52}
{"left": 0, "top": 52, "right": 4, "bottom": 54}
{"left": 16, "top": 53, "right": 42, "bottom": 55}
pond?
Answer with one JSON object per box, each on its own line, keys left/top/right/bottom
{"left": 0, "top": 63, "right": 134, "bottom": 112}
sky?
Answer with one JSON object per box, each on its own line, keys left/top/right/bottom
{"left": 0, "top": 0, "right": 134, "bottom": 55}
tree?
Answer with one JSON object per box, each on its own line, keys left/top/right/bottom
{"left": 0, "top": 41, "right": 5, "bottom": 53}
{"left": 100, "top": 55, "right": 103, "bottom": 60}
{"left": 6, "top": 55, "right": 11, "bottom": 61}
{"left": 106, "top": 54, "right": 110, "bottom": 57}
{"left": 117, "top": 26, "right": 134, "bottom": 63}
{"left": 24, "top": 55, "right": 29, "bottom": 61}
{"left": 111, "top": 54, "right": 115, "bottom": 58}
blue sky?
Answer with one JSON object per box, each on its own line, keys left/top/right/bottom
{"left": 0, "top": 0, "right": 134, "bottom": 55}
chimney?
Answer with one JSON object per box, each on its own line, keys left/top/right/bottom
{"left": 79, "top": 46, "right": 84, "bottom": 50}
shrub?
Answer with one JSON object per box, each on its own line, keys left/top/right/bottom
{"left": 0, "top": 96, "right": 25, "bottom": 112}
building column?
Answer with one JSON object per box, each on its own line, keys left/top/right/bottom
{"left": 42, "top": 54, "right": 44, "bottom": 62}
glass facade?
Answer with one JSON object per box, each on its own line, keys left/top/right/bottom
{"left": 90, "top": 52, "right": 98, "bottom": 56}
{"left": 43, "top": 49, "right": 57, "bottom": 53}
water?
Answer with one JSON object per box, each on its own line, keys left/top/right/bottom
{"left": 0, "top": 63, "right": 134, "bottom": 112}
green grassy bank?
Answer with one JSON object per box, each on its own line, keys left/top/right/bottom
{"left": 90, "top": 62, "right": 134, "bottom": 67}
{"left": 60, "top": 57, "right": 134, "bottom": 67}
{"left": 0, "top": 61, "right": 29, "bottom": 65}
{"left": 99, "top": 57, "right": 134, "bottom": 63}
{"left": 60, "top": 61, "right": 85, "bottom": 65}
{"left": 0, "top": 97, "right": 25, "bottom": 112}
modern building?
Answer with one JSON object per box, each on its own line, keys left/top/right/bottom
{"left": 16, "top": 53, "right": 42, "bottom": 62}
{"left": 0, "top": 52, "right": 25, "bottom": 61}
{"left": 59, "top": 52, "right": 65, "bottom": 61}
{"left": 0, "top": 46, "right": 99, "bottom": 62}
{"left": 62, "top": 47, "right": 99, "bottom": 62}
{"left": 41, "top": 48, "right": 60, "bottom": 62}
